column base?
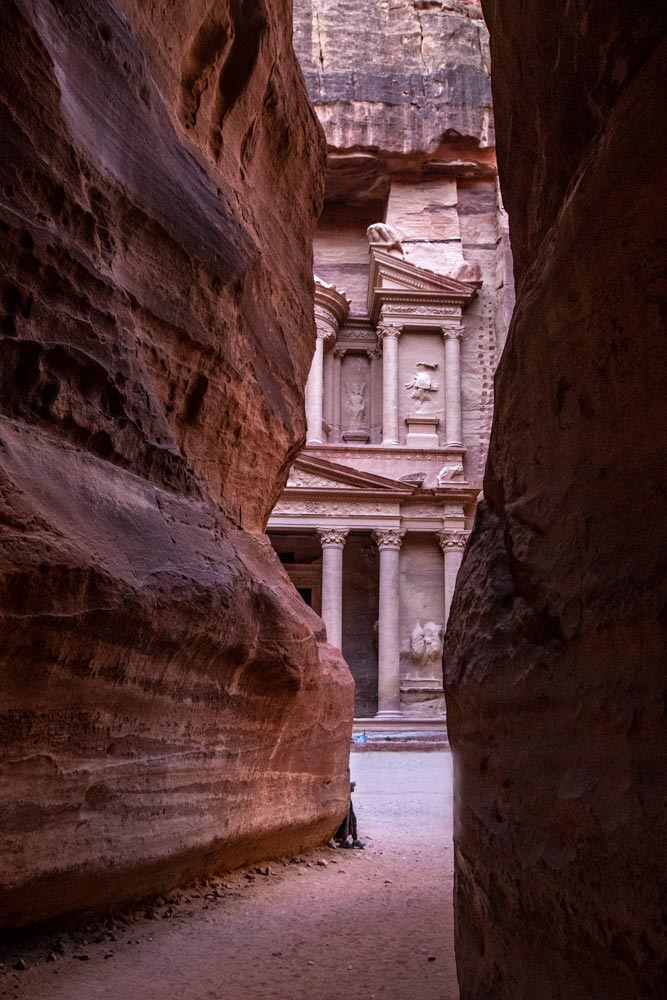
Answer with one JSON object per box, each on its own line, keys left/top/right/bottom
{"left": 375, "top": 710, "right": 403, "bottom": 720}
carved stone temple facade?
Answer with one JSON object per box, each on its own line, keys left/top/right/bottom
{"left": 269, "top": 1, "right": 511, "bottom": 726}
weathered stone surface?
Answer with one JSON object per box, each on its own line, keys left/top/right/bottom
{"left": 446, "top": 4, "right": 667, "bottom": 998}
{"left": 0, "top": 0, "right": 353, "bottom": 929}
{"left": 294, "top": 0, "right": 493, "bottom": 158}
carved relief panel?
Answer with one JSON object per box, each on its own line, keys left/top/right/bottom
{"left": 398, "top": 330, "right": 446, "bottom": 446}
{"left": 341, "top": 352, "right": 370, "bottom": 442}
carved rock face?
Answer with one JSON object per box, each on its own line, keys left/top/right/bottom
{"left": 294, "top": 0, "right": 493, "bottom": 158}
{"left": 446, "top": 4, "right": 667, "bottom": 997}
{"left": 0, "top": 0, "right": 353, "bottom": 929}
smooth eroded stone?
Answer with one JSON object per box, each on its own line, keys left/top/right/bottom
{"left": 0, "top": 0, "right": 353, "bottom": 929}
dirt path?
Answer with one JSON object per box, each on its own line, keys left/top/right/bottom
{"left": 1, "top": 751, "right": 458, "bottom": 1000}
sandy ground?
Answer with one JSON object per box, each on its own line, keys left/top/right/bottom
{"left": 1, "top": 751, "right": 458, "bottom": 1000}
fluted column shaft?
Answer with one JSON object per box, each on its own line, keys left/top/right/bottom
{"left": 317, "top": 528, "right": 349, "bottom": 648}
{"left": 306, "top": 333, "right": 325, "bottom": 444}
{"left": 380, "top": 324, "right": 401, "bottom": 446}
{"left": 443, "top": 324, "right": 463, "bottom": 448}
{"left": 373, "top": 528, "right": 405, "bottom": 718}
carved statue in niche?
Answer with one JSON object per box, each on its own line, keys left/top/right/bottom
{"left": 344, "top": 382, "right": 367, "bottom": 427}
{"left": 405, "top": 362, "right": 439, "bottom": 412}
{"left": 409, "top": 620, "right": 444, "bottom": 679}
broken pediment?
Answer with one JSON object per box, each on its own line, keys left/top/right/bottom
{"left": 367, "top": 248, "right": 479, "bottom": 323}
{"left": 285, "top": 456, "right": 413, "bottom": 494}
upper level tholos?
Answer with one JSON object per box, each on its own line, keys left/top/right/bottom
{"left": 301, "top": 164, "right": 510, "bottom": 497}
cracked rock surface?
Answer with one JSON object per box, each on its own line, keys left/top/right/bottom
{"left": 0, "top": 0, "right": 353, "bottom": 930}
{"left": 294, "top": 0, "right": 492, "bottom": 157}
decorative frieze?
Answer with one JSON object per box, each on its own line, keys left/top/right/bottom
{"left": 383, "top": 304, "right": 460, "bottom": 318}
{"left": 273, "top": 500, "right": 389, "bottom": 516}
{"left": 402, "top": 504, "right": 443, "bottom": 518}
{"left": 286, "top": 470, "right": 348, "bottom": 489}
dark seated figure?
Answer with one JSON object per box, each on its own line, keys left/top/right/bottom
{"left": 333, "top": 781, "right": 365, "bottom": 848}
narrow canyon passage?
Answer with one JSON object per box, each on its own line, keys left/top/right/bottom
{"left": 1, "top": 753, "right": 457, "bottom": 1000}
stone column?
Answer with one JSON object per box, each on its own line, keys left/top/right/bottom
{"left": 306, "top": 332, "right": 326, "bottom": 444}
{"left": 367, "top": 345, "right": 382, "bottom": 444}
{"left": 323, "top": 348, "right": 334, "bottom": 440}
{"left": 372, "top": 528, "right": 405, "bottom": 718}
{"left": 332, "top": 348, "right": 345, "bottom": 444}
{"left": 379, "top": 323, "right": 401, "bottom": 446}
{"left": 443, "top": 323, "right": 464, "bottom": 448}
{"left": 437, "top": 530, "right": 469, "bottom": 626}
{"left": 317, "top": 527, "right": 349, "bottom": 649}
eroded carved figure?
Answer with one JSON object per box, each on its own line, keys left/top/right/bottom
{"left": 405, "top": 362, "right": 439, "bottom": 412}
{"left": 409, "top": 621, "right": 444, "bottom": 678}
{"left": 436, "top": 456, "right": 465, "bottom": 485}
{"left": 366, "top": 222, "right": 403, "bottom": 252}
{"left": 344, "top": 382, "right": 367, "bottom": 427}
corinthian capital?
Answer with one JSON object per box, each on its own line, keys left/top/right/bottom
{"left": 378, "top": 323, "right": 402, "bottom": 340}
{"left": 317, "top": 527, "right": 349, "bottom": 548}
{"left": 372, "top": 528, "right": 406, "bottom": 550}
{"left": 436, "top": 530, "right": 469, "bottom": 552}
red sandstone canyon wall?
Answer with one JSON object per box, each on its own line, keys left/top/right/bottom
{"left": 0, "top": 0, "right": 353, "bottom": 929}
{"left": 446, "top": 4, "right": 667, "bottom": 998}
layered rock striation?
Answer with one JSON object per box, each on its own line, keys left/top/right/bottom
{"left": 0, "top": 0, "right": 353, "bottom": 930}
{"left": 446, "top": 4, "right": 667, "bottom": 998}
{"left": 295, "top": 0, "right": 492, "bottom": 158}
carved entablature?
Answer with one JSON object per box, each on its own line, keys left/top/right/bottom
{"left": 314, "top": 276, "right": 351, "bottom": 345}
{"left": 272, "top": 500, "right": 397, "bottom": 517}
{"left": 401, "top": 504, "right": 443, "bottom": 518}
{"left": 336, "top": 315, "right": 377, "bottom": 352}
{"left": 436, "top": 530, "right": 470, "bottom": 552}
{"left": 384, "top": 304, "right": 461, "bottom": 318}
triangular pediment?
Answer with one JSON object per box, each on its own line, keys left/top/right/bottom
{"left": 372, "top": 252, "right": 476, "bottom": 296}
{"left": 285, "top": 455, "right": 414, "bottom": 494}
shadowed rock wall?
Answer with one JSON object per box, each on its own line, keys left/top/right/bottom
{"left": 0, "top": 0, "right": 353, "bottom": 930}
{"left": 446, "top": 3, "right": 667, "bottom": 998}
